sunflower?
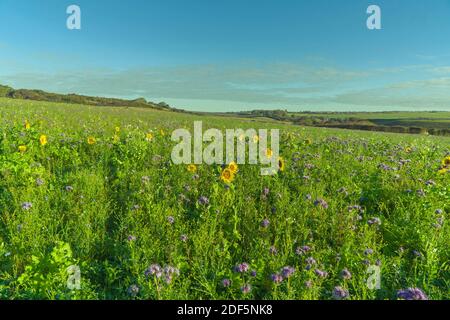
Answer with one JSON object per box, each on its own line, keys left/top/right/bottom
{"left": 187, "top": 164, "right": 197, "bottom": 173}
{"left": 87, "top": 137, "right": 96, "bottom": 145}
{"left": 146, "top": 132, "right": 154, "bottom": 142}
{"left": 228, "top": 161, "right": 238, "bottom": 174}
{"left": 18, "top": 145, "right": 27, "bottom": 153}
{"left": 405, "top": 147, "right": 412, "bottom": 153}
{"left": 305, "top": 138, "right": 312, "bottom": 145}
{"left": 39, "top": 135, "right": 48, "bottom": 146}
{"left": 438, "top": 167, "right": 448, "bottom": 175}
{"left": 160, "top": 129, "right": 166, "bottom": 136}
{"left": 24, "top": 120, "right": 31, "bottom": 130}
{"left": 266, "top": 148, "right": 273, "bottom": 159}
{"left": 442, "top": 156, "right": 450, "bottom": 167}
{"left": 278, "top": 156, "right": 285, "bottom": 172}
{"left": 221, "top": 168, "right": 235, "bottom": 184}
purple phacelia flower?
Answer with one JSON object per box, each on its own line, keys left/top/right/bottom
{"left": 270, "top": 274, "right": 283, "bottom": 284}
{"left": 364, "top": 248, "right": 374, "bottom": 256}
{"left": 222, "top": 279, "right": 231, "bottom": 287}
{"left": 269, "top": 246, "right": 278, "bottom": 255}
{"left": 145, "top": 264, "right": 162, "bottom": 278}
{"left": 235, "top": 262, "right": 250, "bottom": 273}
{"left": 368, "top": 217, "right": 382, "bottom": 226}
{"left": 341, "top": 268, "right": 352, "bottom": 280}
{"left": 314, "top": 198, "right": 329, "bottom": 209}
{"left": 397, "top": 288, "right": 428, "bottom": 300}
{"left": 198, "top": 196, "right": 209, "bottom": 206}
{"left": 261, "top": 219, "right": 270, "bottom": 228}
{"left": 127, "top": 284, "right": 140, "bottom": 297}
{"left": 281, "top": 266, "right": 295, "bottom": 278}
{"left": 250, "top": 270, "right": 257, "bottom": 277}
{"left": 296, "top": 245, "right": 312, "bottom": 255}
{"left": 127, "top": 235, "right": 137, "bottom": 242}
{"left": 21, "top": 202, "right": 32, "bottom": 211}
{"left": 314, "top": 269, "right": 328, "bottom": 278}
{"left": 435, "top": 209, "right": 443, "bottom": 215}
{"left": 241, "top": 284, "right": 251, "bottom": 294}
{"left": 305, "top": 256, "right": 317, "bottom": 265}
{"left": 332, "top": 286, "right": 349, "bottom": 300}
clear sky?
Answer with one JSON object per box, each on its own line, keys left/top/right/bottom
{"left": 1, "top": 0, "right": 450, "bottom": 112}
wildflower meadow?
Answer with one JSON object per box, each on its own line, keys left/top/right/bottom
{"left": 0, "top": 98, "right": 449, "bottom": 300}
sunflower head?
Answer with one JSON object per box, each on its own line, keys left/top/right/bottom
{"left": 278, "top": 157, "right": 285, "bottom": 172}
{"left": 228, "top": 161, "right": 238, "bottom": 174}
{"left": 221, "top": 168, "right": 235, "bottom": 184}
{"left": 87, "top": 137, "right": 96, "bottom": 145}
{"left": 18, "top": 145, "right": 27, "bottom": 153}
{"left": 405, "top": 147, "right": 412, "bottom": 153}
{"left": 305, "top": 138, "right": 313, "bottom": 145}
{"left": 24, "top": 120, "right": 31, "bottom": 130}
{"left": 442, "top": 156, "right": 450, "bottom": 167}
{"left": 39, "top": 135, "right": 48, "bottom": 146}
{"left": 187, "top": 164, "right": 197, "bottom": 173}
{"left": 146, "top": 132, "right": 154, "bottom": 142}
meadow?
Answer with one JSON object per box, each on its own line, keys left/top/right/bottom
{"left": 0, "top": 97, "right": 449, "bottom": 300}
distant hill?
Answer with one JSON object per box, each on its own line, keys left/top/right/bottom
{"left": 0, "top": 84, "right": 180, "bottom": 112}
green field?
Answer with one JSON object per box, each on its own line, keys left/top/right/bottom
{"left": 0, "top": 97, "right": 449, "bottom": 300}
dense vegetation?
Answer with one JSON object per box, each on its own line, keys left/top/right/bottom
{"left": 0, "top": 97, "right": 449, "bottom": 300}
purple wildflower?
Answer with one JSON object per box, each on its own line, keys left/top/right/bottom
{"left": 21, "top": 202, "right": 32, "bottom": 211}
{"left": 269, "top": 246, "right": 278, "bottom": 255}
{"left": 314, "top": 269, "right": 328, "bottom": 278}
{"left": 261, "top": 219, "right": 270, "bottom": 228}
{"left": 314, "top": 198, "right": 329, "bottom": 209}
{"left": 305, "top": 194, "right": 312, "bottom": 201}
{"left": 198, "top": 196, "right": 209, "bottom": 206}
{"left": 332, "top": 286, "right": 349, "bottom": 300}
{"left": 127, "top": 284, "right": 140, "bottom": 297}
{"left": 296, "top": 245, "right": 312, "bottom": 255}
{"left": 341, "top": 268, "right": 352, "bottom": 280}
{"left": 222, "top": 279, "right": 231, "bottom": 287}
{"left": 262, "top": 187, "right": 270, "bottom": 197}
{"left": 167, "top": 216, "right": 175, "bottom": 224}
{"left": 397, "top": 288, "right": 428, "bottom": 300}
{"left": 435, "top": 209, "right": 443, "bottom": 215}
{"left": 241, "top": 284, "right": 251, "bottom": 294}
{"left": 368, "top": 217, "right": 382, "bottom": 226}
{"left": 281, "top": 266, "right": 295, "bottom": 278}
{"left": 127, "top": 235, "right": 137, "bottom": 242}
{"left": 145, "top": 264, "right": 162, "bottom": 278}
{"left": 364, "top": 248, "right": 374, "bottom": 256}
{"left": 235, "top": 262, "right": 250, "bottom": 273}
{"left": 270, "top": 274, "right": 283, "bottom": 284}
{"left": 250, "top": 271, "right": 257, "bottom": 277}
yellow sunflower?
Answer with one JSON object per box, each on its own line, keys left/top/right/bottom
{"left": 405, "top": 147, "right": 412, "bottom": 153}
{"left": 39, "top": 135, "right": 48, "bottom": 146}
{"left": 305, "top": 138, "right": 312, "bottom": 145}
{"left": 87, "top": 137, "right": 96, "bottom": 145}
{"left": 438, "top": 167, "right": 448, "bottom": 175}
{"left": 24, "top": 120, "right": 31, "bottom": 130}
{"left": 18, "top": 145, "right": 27, "bottom": 153}
{"left": 146, "top": 132, "right": 154, "bottom": 142}
{"left": 187, "top": 164, "right": 197, "bottom": 173}
{"left": 278, "top": 156, "right": 285, "bottom": 172}
{"left": 221, "top": 168, "right": 235, "bottom": 184}
{"left": 228, "top": 161, "right": 238, "bottom": 174}
{"left": 442, "top": 156, "right": 450, "bottom": 167}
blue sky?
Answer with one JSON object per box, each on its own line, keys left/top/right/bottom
{"left": 1, "top": 0, "right": 450, "bottom": 111}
